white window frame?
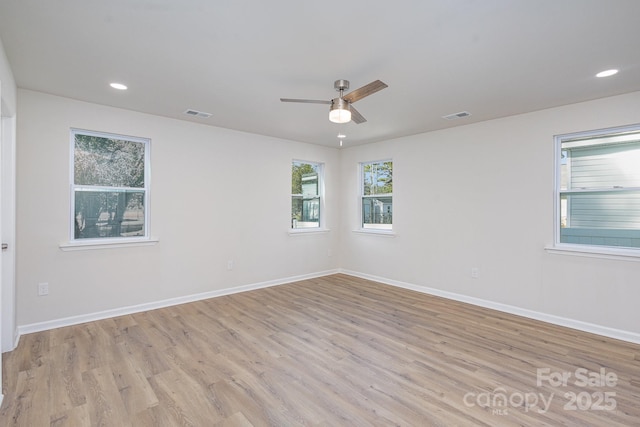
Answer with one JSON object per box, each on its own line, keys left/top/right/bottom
{"left": 550, "top": 123, "right": 640, "bottom": 260}
{"left": 290, "top": 159, "right": 326, "bottom": 233}
{"left": 65, "top": 128, "right": 153, "bottom": 248}
{"left": 359, "top": 159, "right": 393, "bottom": 233}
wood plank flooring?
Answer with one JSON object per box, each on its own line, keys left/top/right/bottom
{"left": 2, "top": 274, "right": 639, "bottom": 426}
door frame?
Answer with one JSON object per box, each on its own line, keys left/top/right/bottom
{"left": 1, "top": 113, "right": 16, "bottom": 354}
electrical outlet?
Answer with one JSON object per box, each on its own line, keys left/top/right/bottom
{"left": 38, "top": 282, "right": 49, "bottom": 296}
{"left": 227, "top": 260, "right": 234, "bottom": 270}
{"left": 471, "top": 268, "right": 479, "bottom": 279}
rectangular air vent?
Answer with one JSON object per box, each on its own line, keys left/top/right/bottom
{"left": 183, "top": 109, "right": 212, "bottom": 119}
{"left": 442, "top": 111, "right": 472, "bottom": 120}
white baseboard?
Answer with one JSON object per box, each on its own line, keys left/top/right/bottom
{"left": 340, "top": 269, "right": 640, "bottom": 345}
{"left": 17, "top": 269, "right": 339, "bottom": 339}
{"left": 15, "top": 267, "right": 640, "bottom": 347}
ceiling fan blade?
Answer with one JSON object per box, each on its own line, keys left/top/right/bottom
{"left": 350, "top": 105, "right": 366, "bottom": 124}
{"left": 280, "top": 98, "right": 331, "bottom": 104}
{"left": 343, "top": 80, "right": 388, "bottom": 104}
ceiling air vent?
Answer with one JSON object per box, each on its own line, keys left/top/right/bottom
{"left": 442, "top": 111, "right": 472, "bottom": 120}
{"left": 183, "top": 109, "right": 212, "bottom": 119}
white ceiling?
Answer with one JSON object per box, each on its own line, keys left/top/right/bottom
{"left": 1, "top": 0, "right": 640, "bottom": 148}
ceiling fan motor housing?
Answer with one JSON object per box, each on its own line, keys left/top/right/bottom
{"left": 331, "top": 97, "right": 350, "bottom": 110}
{"left": 334, "top": 79, "right": 350, "bottom": 92}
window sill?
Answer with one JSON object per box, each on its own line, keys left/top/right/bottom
{"left": 544, "top": 244, "right": 640, "bottom": 262}
{"left": 352, "top": 229, "right": 396, "bottom": 237}
{"left": 60, "top": 237, "right": 159, "bottom": 251}
{"left": 288, "top": 228, "right": 330, "bottom": 236}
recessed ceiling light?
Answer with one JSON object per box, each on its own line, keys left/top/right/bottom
{"left": 110, "top": 82, "right": 128, "bottom": 90}
{"left": 337, "top": 133, "right": 346, "bottom": 139}
{"left": 596, "top": 69, "right": 618, "bottom": 78}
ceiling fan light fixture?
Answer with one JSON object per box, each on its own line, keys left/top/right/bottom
{"left": 329, "top": 98, "right": 351, "bottom": 123}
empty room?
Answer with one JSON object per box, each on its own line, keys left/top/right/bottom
{"left": 1, "top": 1, "right": 640, "bottom": 426}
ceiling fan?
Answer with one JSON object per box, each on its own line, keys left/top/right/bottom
{"left": 280, "top": 79, "right": 388, "bottom": 124}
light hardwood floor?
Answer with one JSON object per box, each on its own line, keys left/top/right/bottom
{"left": 1, "top": 274, "right": 639, "bottom": 426}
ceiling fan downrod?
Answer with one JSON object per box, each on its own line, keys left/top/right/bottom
{"left": 334, "top": 79, "right": 350, "bottom": 95}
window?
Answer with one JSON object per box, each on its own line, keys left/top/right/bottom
{"left": 361, "top": 160, "right": 393, "bottom": 230}
{"left": 71, "top": 129, "right": 150, "bottom": 241}
{"left": 555, "top": 124, "right": 640, "bottom": 250}
{"left": 291, "top": 160, "right": 322, "bottom": 229}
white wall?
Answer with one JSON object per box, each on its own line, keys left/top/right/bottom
{"left": 14, "top": 87, "right": 640, "bottom": 340}
{"left": 16, "top": 89, "right": 340, "bottom": 327}
{"left": 340, "top": 91, "right": 640, "bottom": 336}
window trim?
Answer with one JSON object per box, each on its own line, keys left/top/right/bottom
{"left": 552, "top": 123, "right": 640, "bottom": 258}
{"left": 352, "top": 228, "right": 396, "bottom": 237}
{"left": 544, "top": 244, "right": 640, "bottom": 262}
{"left": 290, "top": 159, "right": 325, "bottom": 231}
{"left": 288, "top": 228, "right": 330, "bottom": 236}
{"left": 359, "top": 159, "right": 393, "bottom": 233}
{"left": 68, "top": 128, "right": 152, "bottom": 245}
{"left": 60, "top": 237, "right": 159, "bottom": 251}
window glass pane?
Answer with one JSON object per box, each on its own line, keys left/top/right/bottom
{"left": 562, "top": 141, "right": 640, "bottom": 190}
{"left": 292, "top": 161, "right": 319, "bottom": 194}
{"left": 562, "top": 190, "right": 640, "bottom": 225}
{"left": 74, "top": 133, "right": 145, "bottom": 187}
{"left": 291, "top": 161, "right": 321, "bottom": 229}
{"left": 75, "top": 190, "right": 145, "bottom": 239}
{"left": 363, "top": 161, "right": 392, "bottom": 195}
{"left": 362, "top": 196, "right": 392, "bottom": 229}
{"left": 292, "top": 196, "right": 320, "bottom": 228}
